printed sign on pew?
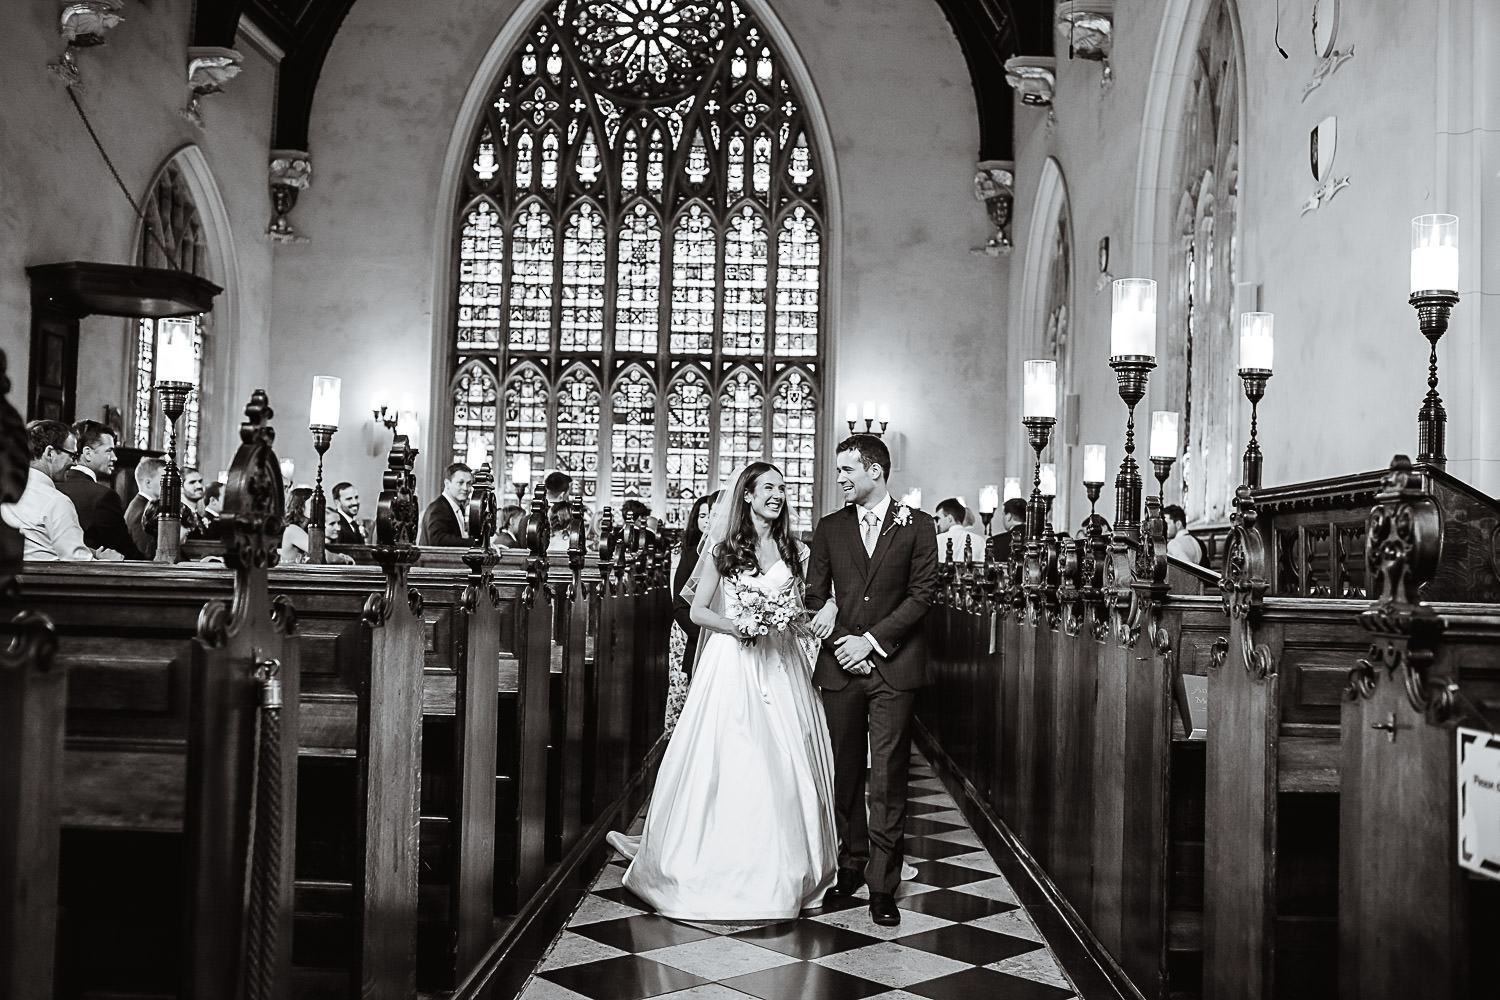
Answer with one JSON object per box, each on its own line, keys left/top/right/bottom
{"left": 1458, "top": 727, "right": 1500, "bottom": 882}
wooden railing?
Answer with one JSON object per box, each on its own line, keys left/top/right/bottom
{"left": 919, "top": 460, "right": 1500, "bottom": 1000}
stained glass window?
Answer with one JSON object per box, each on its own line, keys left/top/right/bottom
{"left": 611, "top": 368, "right": 656, "bottom": 501}
{"left": 1169, "top": 0, "right": 1240, "bottom": 524}
{"left": 503, "top": 365, "right": 549, "bottom": 482}
{"left": 451, "top": 364, "right": 498, "bottom": 468}
{"left": 772, "top": 371, "right": 816, "bottom": 529}
{"left": 451, "top": 0, "right": 827, "bottom": 529}
{"left": 134, "top": 162, "right": 207, "bottom": 467}
{"left": 556, "top": 365, "right": 602, "bottom": 499}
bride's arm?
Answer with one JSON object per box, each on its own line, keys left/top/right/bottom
{"left": 689, "top": 557, "right": 747, "bottom": 637}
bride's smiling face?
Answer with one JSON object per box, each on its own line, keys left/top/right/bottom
{"left": 744, "top": 469, "right": 786, "bottom": 523}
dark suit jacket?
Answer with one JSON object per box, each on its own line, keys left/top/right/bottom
{"left": 806, "top": 500, "right": 939, "bottom": 691}
{"left": 988, "top": 530, "right": 1012, "bottom": 563}
{"left": 123, "top": 492, "right": 154, "bottom": 559}
{"left": 56, "top": 470, "right": 142, "bottom": 559}
{"left": 332, "top": 511, "right": 366, "bottom": 545}
{"left": 420, "top": 496, "right": 476, "bottom": 547}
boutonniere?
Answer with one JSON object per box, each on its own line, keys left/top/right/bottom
{"left": 890, "top": 503, "right": 912, "bottom": 528}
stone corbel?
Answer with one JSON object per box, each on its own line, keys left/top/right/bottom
{"left": 1055, "top": 1, "right": 1114, "bottom": 85}
{"left": 267, "top": 150, "right": 312, "bottom": 244}
{"left": 182, "top": 46, "right": 243, "bottom": 128}
{"left": 971, "top": 160, "right": 1014, "bottom": 257}
{"left": 1346, "top": 455, "right": 1453, "bottom": 723}
{"left": 49, "top": 0, "right": 126, "bottom": 87}
{"left": 1003, "top": 56, "right": 1057, "bottom": 108}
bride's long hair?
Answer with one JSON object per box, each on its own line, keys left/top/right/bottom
{"left": 714, "top": 462, "right": 803, "bottom": 580}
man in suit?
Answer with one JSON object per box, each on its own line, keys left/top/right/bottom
{"left": 806, "top": 433, "right": 938, "bottom": 927}
{"left": 543, "top": 470, "right": 572, "bottom": 504}
{"left": 330, "top": 482, "right": 367, "bottom": 544}
{"left": 420, "top": 462, "right": 476, "bottom": 546}
{"left": 988, "top": 496, "right": 1026, "bottom": 563}
{"left": 56, "top": 419, "right": 142, "bottom": 559}
{"left": 124, "top": 457, "right": 166, "bottom": 558}
{"left": 934, "top": 496, "right": 985, "bottom": 564}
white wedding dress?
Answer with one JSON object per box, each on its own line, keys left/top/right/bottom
{"left": 615, "top": 559, "right": 838, "bottom": 920}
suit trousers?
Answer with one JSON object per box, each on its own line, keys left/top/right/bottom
{"left": 820, "top": 670, "right": 915, "bottom": 895}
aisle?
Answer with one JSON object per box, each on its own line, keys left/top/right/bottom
{"left": 517, "top": 750, "right": 1081, "bottom": 999}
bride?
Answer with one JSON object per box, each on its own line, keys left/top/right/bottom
{"left": 607, "top": 462, "right": 839, "bottom": 920}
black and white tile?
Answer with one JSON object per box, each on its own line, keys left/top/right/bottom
{"left": 519, "top": 753, "right": 1079, "bottom": 1000}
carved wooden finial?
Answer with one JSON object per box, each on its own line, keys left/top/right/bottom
{"left": 376, "top": 434, "right": 419, "bottom": 546}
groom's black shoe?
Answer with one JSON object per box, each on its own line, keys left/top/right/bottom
{"left": 869, "top": 892, "right": 900, "bottom": 926}
{"left": 823, "top": 867, "right": 863, "bottom": 909}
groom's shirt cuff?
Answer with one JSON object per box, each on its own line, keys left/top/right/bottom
{"left": 864, "top": 631, "right": 888, "bottom": 658}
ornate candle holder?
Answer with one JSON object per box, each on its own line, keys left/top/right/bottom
{"left": 1150, "top": 453, "right": 1176, "bottom": 509}
{"left": 1109, "top": 355, "right": 1154, "bottom": 538}
{"left": 1021, "top": 415, "right": 1055, "bottom": 618}
{"left": 154, "top": 379, "right": 193, "bottom": 563}
{"left": 1239, "top": 366, "right": 1271, "bottom": 489}
{"left": 1410, "top": 289, "right": 1459, "bottom": 469}
{"left": 307, "top": 423, "right": 336, "bottom": 563}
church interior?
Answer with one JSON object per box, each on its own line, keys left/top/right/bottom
{"left": 3, "top": 0, "right": 1500, "bottom": 998}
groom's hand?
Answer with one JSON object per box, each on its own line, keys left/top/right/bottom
{"left": 834, "top": 634, "right": 873, "bottom": 668}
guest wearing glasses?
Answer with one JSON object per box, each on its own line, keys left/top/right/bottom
{"left": 2, "top": 420, "right": 123, "bottom": 560}
{"left": 57, "top": 419, "right": 142, "bottom": 558}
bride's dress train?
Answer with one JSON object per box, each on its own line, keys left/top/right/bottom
{"left": 613, "top": 560, "right": 837, "bottom": 921}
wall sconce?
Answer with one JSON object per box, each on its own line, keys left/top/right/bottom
{"left": 1410, "top": 214, "right": 1459, "bottom": 469}
{"left": 307, "top": 375, "right": 341, "bottom": 563}
{"left": 49, "top": 0, "right": 126, "bottom": 85}
{"left": 182, "top": 47, "right": 243, "bottom": 128}
{"left": 1109, "top": 278, "right": 1157, "bottom": 537}
{"left": 1238, "top": 312, "right": 1274, "bottom": 489}
{"left": 846, "top": 401, "right": 890, "bottom": 437}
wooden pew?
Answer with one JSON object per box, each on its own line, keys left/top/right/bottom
{"left": 12, "top": 391, "right": 301, "bottom": 1000}
{"left": 0, "top": 611, "right": 61, "bottom": 1000}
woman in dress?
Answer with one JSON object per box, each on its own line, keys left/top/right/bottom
{"left": 671, "top": 489, "right": 721, "bottom": 677}
{"left": 608, "top": 463, "right": 839, "bottom": 920}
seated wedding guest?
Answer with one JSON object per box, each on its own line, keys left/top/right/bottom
{"left": 1164, "top": 504, "right": 1204, "bottom": 565}
{"left": 3, "top": 420, "right": 123, "bottom": 561}
{"left": 546, "top": 500, "right": 573, "bottom": 551}
{"left": 180, "top": 467, "right": 208, "bottom": 536}
{"left": 420, "top": 462, "right": 476, "bottom": 546}
{"left": 935, "top": 497, "right": 985, "bottom": 563}
{"left": 989, "top": 497, "right": 1027, "bottom": 562}
{"left": 125, "top": 457, "right": 167, "bottom": 558}
{"left": 672, "top": 491, "right": 719, "bottom": 675}
{"left": 544, "top": 469, "right": 573, "bottom": 504}
{"left": 495, "top": 504, "right": 524, "bottom": 547}
{"left": 278, "top": 487, "right": 356, "bottom": 565}
{"left": 330, "top": 481, "right": 367, "bottom": 544}
{"left": 57, "top": 419, "right": 142, "bottom": 559}
{"left": 202, "top": 481, "right": 224, "bottom": 525}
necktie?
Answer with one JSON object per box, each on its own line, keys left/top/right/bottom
{"left": 862, "top": 510, "right": 878, "bottom": 556}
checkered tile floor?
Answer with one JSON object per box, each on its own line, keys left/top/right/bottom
{"left": 518, "top": 752, "right": 1080, "bottom": 1000}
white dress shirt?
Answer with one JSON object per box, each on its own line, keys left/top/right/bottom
{"left": 2, "top": 466, "right": 95, "bottom": 560}
{"left": 444, "top": 493, "right": 470, "bottom": 539}
{"left": 936, "top": 525, "right": 985, "bottom": 563}
{"left": 854, "top": 492, "right": 893, "bottom": 659}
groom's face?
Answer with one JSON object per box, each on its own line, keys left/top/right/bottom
{"left": 836, "top": 449, "right": 881, "bottom": 508}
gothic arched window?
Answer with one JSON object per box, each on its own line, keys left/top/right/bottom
{"left": 449, "top": 0, "right": 827, "bottom": 529}
{"left": 1168, "top": 1, "right": 1239, "bottom": 523}
{"left": 133, "top": 162, "right": 207, "bottom": 467}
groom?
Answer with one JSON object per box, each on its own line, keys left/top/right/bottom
{"left": 806, "top": 433, "right": 938, "bottom": 926}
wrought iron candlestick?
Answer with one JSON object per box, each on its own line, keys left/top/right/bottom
{"left": 1410, "top": 289, "right": 1459, "bottom": 469}
{"left": 1023, "top": 415, "right": 1056, "bottom": 541}
{"left": 154, "top": 380, "right": 193, "bottom": 563}
{"left": 1109, "top": 356, "right": 1154, "bottom": 538}
{"left": 308, "top": 423, "right": 336, "bottom": 563}
{"left": 1239, "top": 367, "right": 1271, "bottom": 489}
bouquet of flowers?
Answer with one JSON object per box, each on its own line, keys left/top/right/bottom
{"left": 730, "top": 584, "right": 804, "bottom": 644}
